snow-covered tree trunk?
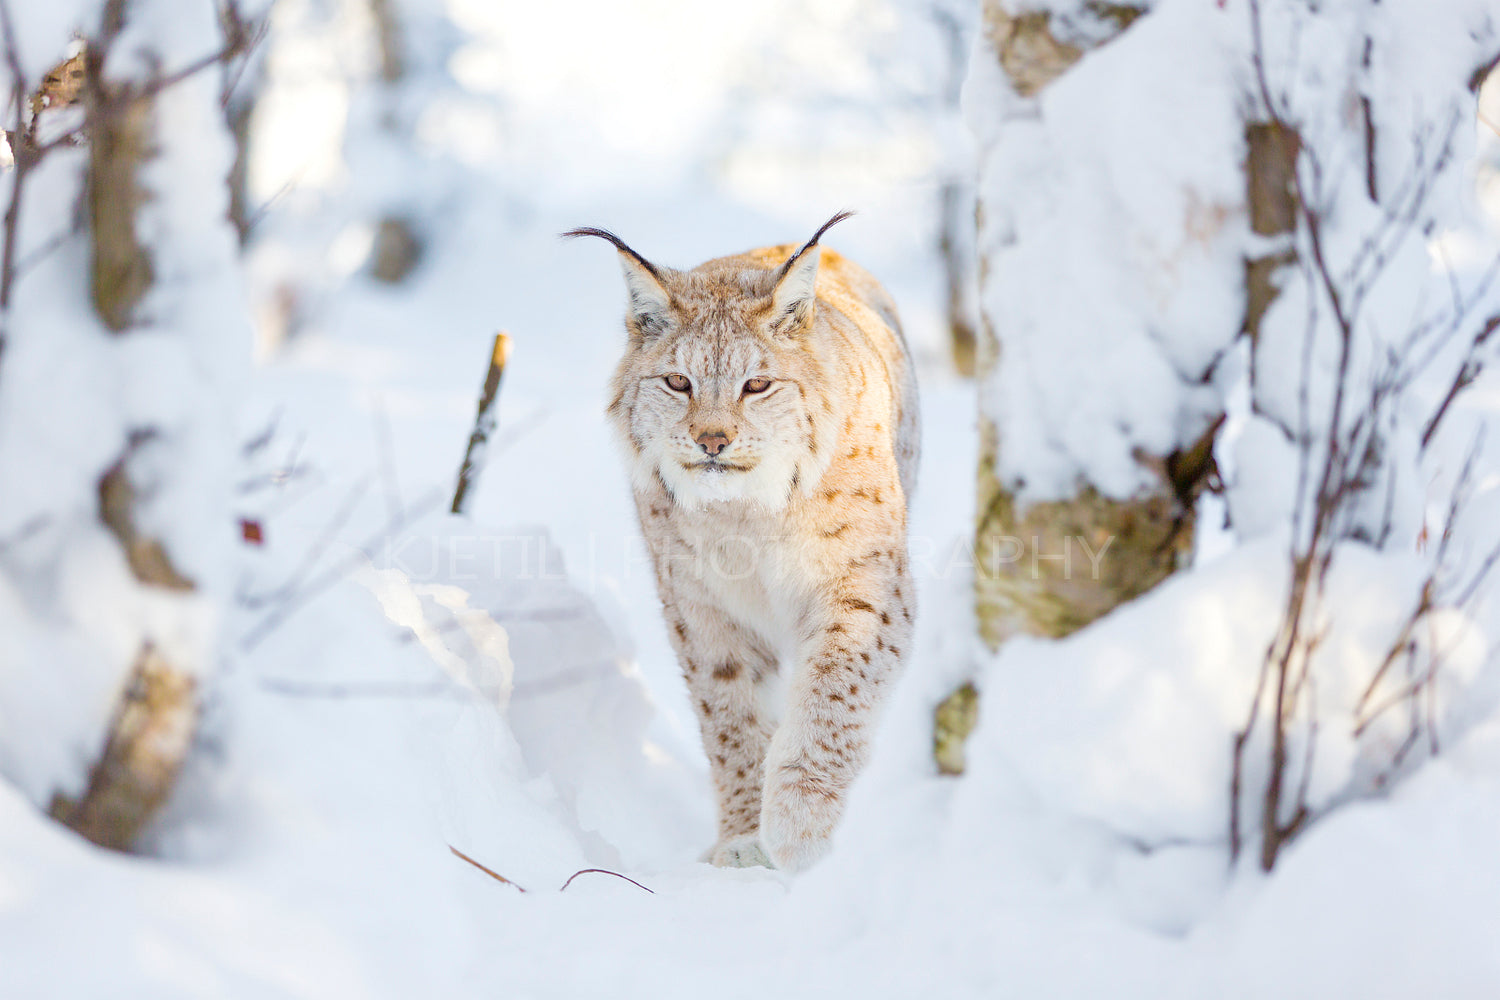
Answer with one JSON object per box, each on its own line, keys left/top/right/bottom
{"left": 0, "top": 0, "right": 251, "bottom": 850}
{"left": 959, "top": 0, "right": 1499, "bottom": 863}
{"left": 967, "top": 1, "right": 1238, "bottom": 656}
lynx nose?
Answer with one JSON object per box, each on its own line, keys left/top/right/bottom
{"left": 695, "top": 429, "right": 734, "bottom": 457}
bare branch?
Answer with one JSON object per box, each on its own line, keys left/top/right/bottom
{"left": 238, "top": 476, "right": 374, "bottom": 610}
{"left": 237, "top": 488, "right": 445, "bottom": 651}
{"left": 1421, "top": 315, "right": 1500, "bottom": 451}
{"left": 0, "top": 0, "right": 34, "bottom": 322}
{"left": 1233, "top": 0, "right": 1492, "bottom": 871}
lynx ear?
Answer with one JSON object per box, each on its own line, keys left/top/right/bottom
{"left": 562, "top": 227, "right": 673, "bottom": 338}
{"left": 770, "top": 210, "right": 853, "bottom": 335}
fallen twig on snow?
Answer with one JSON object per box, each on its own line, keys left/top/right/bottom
{"left": 558, "top": 868, "right": 655, "bottom": 894}
{"left": 449, "top": 845, "right": 527, "bottom": 892}
{"left": 448, "top": 846, "right": 657, "bottom": 896}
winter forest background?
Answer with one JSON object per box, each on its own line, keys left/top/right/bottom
{"left": 1, "top": 0, "right": 1499, "bottom": 996}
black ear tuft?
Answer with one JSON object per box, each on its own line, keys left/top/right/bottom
{"left": 772, "top": 210, "right": 854, "bottom": 285}
{"left": 563, "top": 227, "right": 673, "bottom": 339}
{"left": 769, "top": 211, "right": 854, "bottom": 335}
{"left": 561, "top": 227, "right": 666, "bottom": 283}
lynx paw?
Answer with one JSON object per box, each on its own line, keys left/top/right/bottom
{"left": 760, "top": 770, "right": 840, "bottom": 873}
{"left": 708, "top": 836, "right": 774, "bottom": 869}
{"left": 760, "top": 815, "right": 833, "bottom": 873}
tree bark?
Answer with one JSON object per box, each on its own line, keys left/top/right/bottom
{"left": 86, "top": 34, "right": 153, "bottom": 332}
{"left": 50, "top": 646, "right": 196, "bottom": 851}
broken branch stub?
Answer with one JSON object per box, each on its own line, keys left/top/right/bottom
{"left": 451, "top": 332, "right": 513, "bottom": 515}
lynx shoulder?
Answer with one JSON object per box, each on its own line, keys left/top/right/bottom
{"left": 567, "top": 213, "right": 918, "bottom": 871}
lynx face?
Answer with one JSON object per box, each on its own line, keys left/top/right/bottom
{"left": 616, "top": 289, "right": 829, "bottom": 509}
{"left": 567, "top": 213, "right": 919, "bottom": 873}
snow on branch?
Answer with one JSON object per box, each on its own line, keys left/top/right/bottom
{"left": 1230, "top": 0, "right": 1500, "bottom": 871}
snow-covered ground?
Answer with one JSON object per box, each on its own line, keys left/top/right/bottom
{"left": 5, "top": 1, "right": 1500, "bottom": 997}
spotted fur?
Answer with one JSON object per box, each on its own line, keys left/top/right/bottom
{"left": 569, "top": 214, "right": 918, "bottom": 871}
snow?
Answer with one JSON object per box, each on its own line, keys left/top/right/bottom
{"left": 3, "top": 0, "right": 1500, "bottom": 997}
{"left": 0, "top": 1, "right": 92, "bottom": 83}
{"left": 971, "top": 0, "right": 1246, "bottom": 502}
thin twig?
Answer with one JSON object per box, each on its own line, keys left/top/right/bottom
{"left": 558, "top": 868, "right": 655, "bottom": 894}
{"left": 0, "top": 0, "right": 32, "bottom": 321}
{"left": 0, "top": 512, "right": 46, "bottom": 554}
{"left": 238, "top": 475, "right": 373, "bottom": 610}
{"left": 238, "top": 487, "right": 444, "bottom": 651}
{"left": 1355, "top": 581, "right": 1434, "bottom": 726}
{"left": 12, "top": 219, "right": 81, "bottom": 279}
{"left": 1421, "top": 315, "right": 1500, "bottom": 451}
{"left": 241, "top": 409, "right": 282, "bottom": 457}
{"left": 136, "top": 36, "right": 254, "bottom": 100}
{"left": 449, "top": 846, "right": 527, "bottom": 892}
{"left": 452, "top": 332, "right": 513, "bottom": 516}
{"left": 447, "top": 848, "right": 655, "bottom": 896}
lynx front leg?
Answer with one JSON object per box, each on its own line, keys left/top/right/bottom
{"left": 663, "top": 596, "right": 778, "bottom": 867}
{"left": 761, "top": 554, "right": 913, "bottom": 872}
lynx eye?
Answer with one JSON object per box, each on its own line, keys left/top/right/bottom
{"left": 743, "top": 377, "right": 772, "bottom": 394}
{"left": 664, "top": 373, "right": 692, "bottom": 392}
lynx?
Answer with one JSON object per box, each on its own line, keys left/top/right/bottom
{"left": 567, "top": 213, "right": 918, "bottom": 872}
